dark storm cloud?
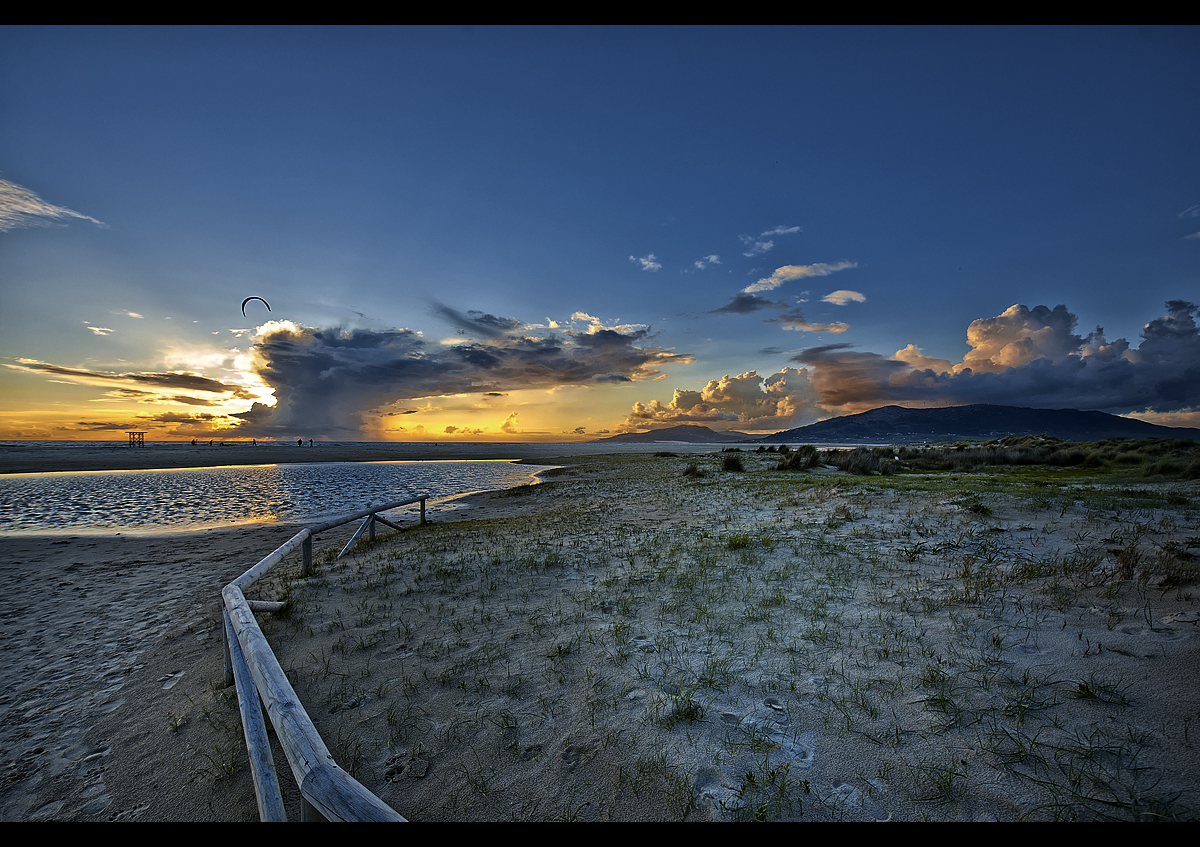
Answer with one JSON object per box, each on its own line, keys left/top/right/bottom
{"left": 233, "top": 319, "right": 690, "bottom": 435}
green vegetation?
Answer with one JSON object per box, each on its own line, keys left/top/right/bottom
{"left": 762, "top": 436, "right": 1200, "bottom": 480}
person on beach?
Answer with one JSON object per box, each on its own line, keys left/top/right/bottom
{"left": 297, "top": 438, "right": 303, "bottom": 447}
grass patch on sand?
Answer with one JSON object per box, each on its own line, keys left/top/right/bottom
{"left": 247, "top": 447, "right": 1200, "bottom": 821}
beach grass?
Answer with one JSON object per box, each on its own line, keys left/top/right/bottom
{"left": 237, "top": 448, "right": 1200, "bottom": 821}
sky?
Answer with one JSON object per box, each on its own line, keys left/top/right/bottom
{"left": 1, "top": 26, "right": 1198, "bottom": 442}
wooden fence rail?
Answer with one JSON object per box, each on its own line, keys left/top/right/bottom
{"left": 222, "top": 496, "right": 428, "bottom": 821}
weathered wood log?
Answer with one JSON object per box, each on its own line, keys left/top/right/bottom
{"left": 219, "top": 494, "right": 430, "bottom": 821}
{"left": 337, "top": 515, "right": 374, "bottom": 559}
{"left": 224, "top": 610, "right": 287, "bottom": 822}
{"left": 232, "top": 528, "right": 311, "bottom": 593}
{"left": 223, "top": 585, "right": 406, "bottom": 822}
{"left": 306, "top": 497, "right": 428, "bottom": 536}
{"left": 372, "top": 514, "right": 405, "bottom": 533}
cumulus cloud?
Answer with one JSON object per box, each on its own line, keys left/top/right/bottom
{"left": 225, "top": 314, "right": 691, "bottom": 435}
{"left": 629, "top": 254, "right": 662, "bottom": 271}
{"left": 789, "top": 300, "right": 1200, "bottom": 415}
{"left": 694, "top": 255, "right": 721, "bottom": 269}
{"left": 567, "top": 312, "right": 648, "bottom": 335}
{"left": 624, "top": 368, "right": 822, "bottom": 432}
{"left": 821, "top": 289, "right": 866, "bottom": 306}
{"left": 892, "top": 344, "right": 953, "bottom": 374}
{"left": 743, "top": 261, "right": 857, "bottom": 294}
{"left": 0, "top": 178, "right": 105, "bottom": 232}
{"left": 955, "top": 303, "right": 1084, "bottom": 374}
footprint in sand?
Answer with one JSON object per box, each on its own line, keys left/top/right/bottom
{"left": 30, "top": 800, "right": 65, "bottom": 820}
{"left": 159, "top": 671, "right": 184, "bottom": 690}
{"left": 79, "top": 793, "right": 112, "bottom": 815}
{"left": 779, "top": 737, "right": 815, "bottom": 768}
{"left": 693, "top": 767, "right": 739, "bottom": 813}
{"left": 630, "top": 634, "right": 656, "bottom": 652}
{"left": 1120, "top": 625, "right": 1188, "bottom": 641}
{"left": 828, "top": 780, "right": 889, "bottom": 821}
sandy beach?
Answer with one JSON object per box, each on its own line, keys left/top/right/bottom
{"left": 2, "top": 446, "right": 1199, "bottom": 820}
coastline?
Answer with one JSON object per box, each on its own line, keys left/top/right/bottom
{"left": 3, "top": 452, "right": 1198, "bottom": 820}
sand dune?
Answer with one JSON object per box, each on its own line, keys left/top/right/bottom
{"left": 2, "top": 451, "right": 1198, "bottom": 820}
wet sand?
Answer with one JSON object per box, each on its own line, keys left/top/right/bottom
{"left": 2, "top": 450, "right": 1198, "bottom": 820}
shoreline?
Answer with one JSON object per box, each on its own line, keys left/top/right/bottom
{"left": 0, "top": 441, "right": 744, "bottom": 476}
{"left": 3, "top": 454, "right": 1198, "bottom": 820}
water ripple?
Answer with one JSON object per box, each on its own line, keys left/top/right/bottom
{"left": 0, "top": 460, "right": 548, "bottom": 534}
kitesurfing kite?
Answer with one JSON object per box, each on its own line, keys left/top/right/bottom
{"left": 241, "top": 297, "right": 272, "bottom": 317}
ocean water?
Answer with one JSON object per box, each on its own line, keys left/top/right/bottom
{"left": 0, "top": 460, "right": 551, "bottom": 535}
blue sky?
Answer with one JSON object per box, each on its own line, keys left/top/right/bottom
{"left": 2, "top": 26, "right": 1198, "bottom": 440}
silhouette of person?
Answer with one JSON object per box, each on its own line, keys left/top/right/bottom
{"left": 297, "top": 438, "right": 303, "bottom": 447}
{"left": 309, "top": 439, "right": 313, "bottom": 447}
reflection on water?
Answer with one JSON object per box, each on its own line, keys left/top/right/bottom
{"left": 0, "top": 460, "right": 548, "bottom": 534}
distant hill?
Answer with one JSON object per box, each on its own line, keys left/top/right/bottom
{"left": 592, "top": 424, "right": 753, "bottom": 444}
{"left": 762, "top": 405, "right": 1200, "bottom": 444}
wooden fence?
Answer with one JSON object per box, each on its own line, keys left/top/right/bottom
{"left": 222, "top": 497, "right": 429, "bottom": 821}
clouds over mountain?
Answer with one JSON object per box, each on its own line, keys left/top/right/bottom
{"left": 792, "top": 300, "right": 1200, "bottom": 415}
{"left": 627, "top": 300, "right": 1200, "bottom": 433}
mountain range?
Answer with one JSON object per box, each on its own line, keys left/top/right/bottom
{"left": 596, "top": 405, "right": 1200, "bottom": 444}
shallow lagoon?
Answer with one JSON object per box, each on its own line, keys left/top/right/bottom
{"left": 0, "top": 460, "right": 551, "bottom": 534}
